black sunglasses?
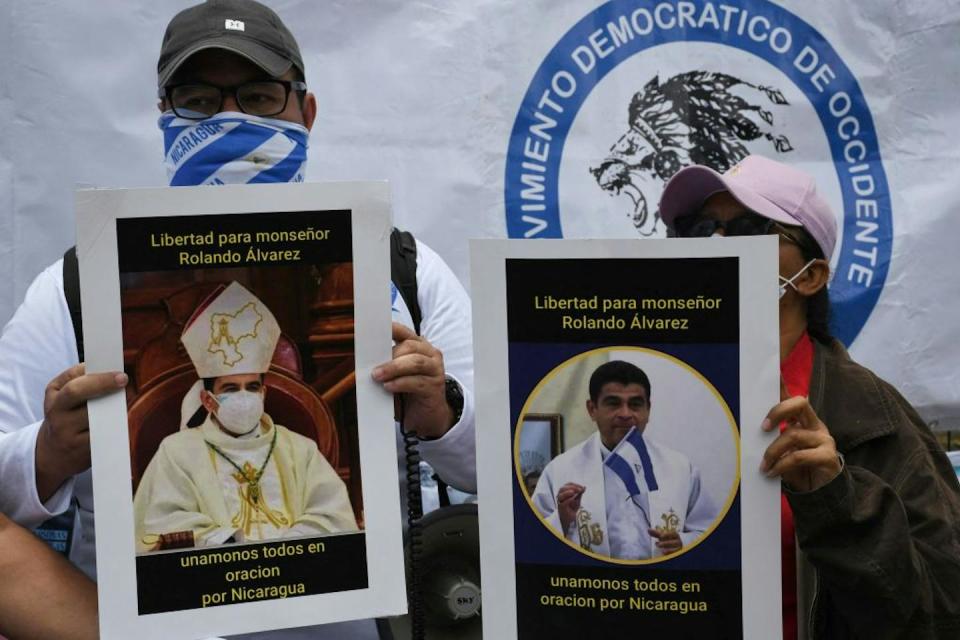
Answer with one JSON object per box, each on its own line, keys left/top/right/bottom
{"left": 671, "top": 212, "right": 779, "bottom": 238}
{"left": 672, "top": 212, "right": 823, "bottom": 260}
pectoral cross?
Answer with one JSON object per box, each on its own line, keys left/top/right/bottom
{"left": 231, "top": 461, "right": 289, "bottom": 535}
{"left": 233, "top": 461, "right": 262, "bottom": 503}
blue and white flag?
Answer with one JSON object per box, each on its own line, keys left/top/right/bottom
{"left": 603, "top": 425, "right": 660, "bottom": 541}
{"left": 158, "top": 111, "right": 308, "bottom": 187}
{"left": 604, "top": 425, "right": 659, "bottom": 499}
{"left": 602, "top": 425, "right": 705, "bottom": 557}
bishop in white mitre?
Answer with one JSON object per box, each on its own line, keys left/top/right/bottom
{"left": 133, "top": 282, "right": 357, "bottom": 551}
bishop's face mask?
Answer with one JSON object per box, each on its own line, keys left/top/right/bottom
{"left": 212, "top": 390, "right": 265, "bottom": 436}
{"left": 159, "top": 111, "right": 308, "bottom": 186}
{"left": 779, "top": 259, "right": 817, "bottom": 299}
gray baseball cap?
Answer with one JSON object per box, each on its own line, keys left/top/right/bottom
{"left": 157, "top": 0, "right": 304, "bottom": 88}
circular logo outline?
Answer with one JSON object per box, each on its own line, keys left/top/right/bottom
{"left": 504, "top": 0, "right": 892, "bottom": 345}
{"left": 514, "top": 345, "right": 741, "bottom": 565}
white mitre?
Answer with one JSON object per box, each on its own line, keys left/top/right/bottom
{"left": 179, "top": 282, "right": 281, "bottom": 430}
{"left": 181, "top": 281, "right": 281, "bottom": 378}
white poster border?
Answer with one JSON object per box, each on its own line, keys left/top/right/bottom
{"left": 472, "top": 236, "right": 782, "bottom": 640}
{"left": 77, "top": 182, "right": 405, "bottom": 639}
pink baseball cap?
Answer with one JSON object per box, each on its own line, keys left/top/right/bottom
{"left": 659, "top": 155, "right": 837, "bottom": 261}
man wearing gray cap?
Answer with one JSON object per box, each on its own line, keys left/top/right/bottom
{"left": 0, "top": 1, "right": 475, "bottom": 638}
{"left": 660, "top": 155, "right": 960, "bottom": 640}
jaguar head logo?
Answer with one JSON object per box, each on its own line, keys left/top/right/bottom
{"left": 590, "top": 71, "right": 794, "bottom": 236}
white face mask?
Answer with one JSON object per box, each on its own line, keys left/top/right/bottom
{"left": 213, "top": 390, "right": 264, "bottom": 436}
{"left": 779, "top": 259, "right": 817, "bottom": 299}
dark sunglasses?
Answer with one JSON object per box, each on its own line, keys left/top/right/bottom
{"left": 671, "top": 212, "right": 778, "bottom": 238}
{"left": 672, "top": 212, "right": 822, "bottom": 259}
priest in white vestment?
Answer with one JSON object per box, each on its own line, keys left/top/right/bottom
{"left": 532, "top": 360, "right": 717, "bottom": 559}
{"left": 133, "top": 282, "right": 357, "bottom": 552}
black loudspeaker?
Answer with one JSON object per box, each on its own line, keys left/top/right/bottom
{"left": 377, "top": 504, "right": 481, "bottom": 640}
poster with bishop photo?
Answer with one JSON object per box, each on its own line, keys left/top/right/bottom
{"left": 472, "top": 237, "right": 782, "bottom": 639}
{"left": 76, "top": 183, "right": 405, "bottom": 639}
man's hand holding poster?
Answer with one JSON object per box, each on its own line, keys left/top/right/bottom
{"left": 473, "top": 237, "right": 782, "bottom": 639}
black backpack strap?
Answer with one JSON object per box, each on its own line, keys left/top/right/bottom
{"left": 390, "top": 228, "right": 422, "bottom": 336}
{"left": 63, "top": 246, "right": 84, "bottom": 362}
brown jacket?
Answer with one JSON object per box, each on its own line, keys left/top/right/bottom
{"left": 788, "top": 340, "right": 960, "bottom": 639}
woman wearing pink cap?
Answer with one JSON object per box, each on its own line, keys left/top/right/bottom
{"left": 661, "top": 155, "right": 960, "bottom": 640}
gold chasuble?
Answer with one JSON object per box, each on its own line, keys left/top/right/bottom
{"left": 133, "top": 416, "right": 357, "bottom": 551}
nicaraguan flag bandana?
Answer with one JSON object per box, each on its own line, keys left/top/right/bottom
{"left": 159, "top": 111, "right": 308, "bottom": 186}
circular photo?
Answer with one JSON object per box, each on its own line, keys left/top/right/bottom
{"left": 515, "top": 347, "right": 739, "bottom": 564}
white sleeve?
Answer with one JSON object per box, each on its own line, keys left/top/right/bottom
{"left": 0, "top": 259, "right": 79, "bottom": 526}
{"left": 408, "top": 240, "right": 477, "bottom": 494}
{"left": 133, "top": 439, "right": 238, "bottom": 550}
{"left": 679, "top": 464, "right": 717, "bottom": 546}
{"left": 531, "top": 463, "right": 573, "bottom": 540}
{"left": 285, "top": 441, "right": 359, "bottom": 536}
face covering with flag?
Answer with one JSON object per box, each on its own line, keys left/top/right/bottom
{"left": 159, "top": 110, "right": 308, "bottom": 186}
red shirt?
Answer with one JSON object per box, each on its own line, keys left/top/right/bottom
{"left": 779, "top": 331, "right": 814, "bottom": 640}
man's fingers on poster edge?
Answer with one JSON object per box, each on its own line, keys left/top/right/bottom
{"left": 395, "top": 350, "right": 441, "bottom": 375}
{"left": 58, "top": 405, "right": 93, "bottom": 436}
{"left": 390, "top": 324, "right": 443, "bottom": 361}
{"left": 391, "top": 321, "right": 418, "bottom": 344}
{"left": 381, "top": 373, "right": 437, "bottom": 395}
{"left": 49, "top": 370, "right": 128, "bottom": 412}
{"left": 374, "top": 350, "right": 443, "bottom": 384}
{"left": 391, "top": 334, "right": 439, "bottom": 358}
{"left": 44, "top": 364, "right": 85, "bottom": 412}
{"left": 48, "top": 363, "right": 87, "bottom": 391}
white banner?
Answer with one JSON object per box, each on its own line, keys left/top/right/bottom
{"left": 2, "top": 0, "right": 959, "bottom": 426}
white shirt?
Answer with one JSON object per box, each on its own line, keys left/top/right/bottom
{"left": 532, "top": 431, "right": 716, "bottom": 560}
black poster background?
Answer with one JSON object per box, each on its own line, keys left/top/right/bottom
{"left": 118, "top": 208, "right": 365, "bottom": 615}
{"left": 506, "top": 256, "right": 743, "bottom": 638}
{"left": 517, "top": 565, "right": 742, "bottom": 640}
{"left": 506, "top": 257, "right": 739, "bottom": 344}
{"left": 117, "top": 209, "right": 353, "bottom": 273}
{"left": 136, "top": 534, "right": 368, "bottom": 614}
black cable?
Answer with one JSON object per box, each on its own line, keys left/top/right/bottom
{"left": 435, "top": 474, "right": 451, "bottom": 508}
{"left": 399, "top": 396, "right": 426, "bottom": 640}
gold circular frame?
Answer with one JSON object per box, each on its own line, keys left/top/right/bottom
{"left": 514, "top": 346, "right": 741, "bottom": 565}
